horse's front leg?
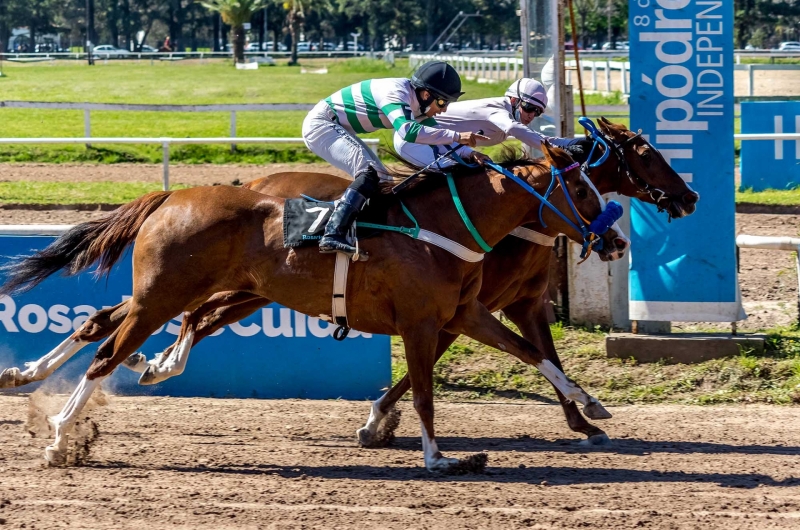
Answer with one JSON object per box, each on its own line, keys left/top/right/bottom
{"left": 356, "top": 329, "right": 459, "bottom": 447}
{"left": 401, "top": 322, "right": 487, "bottom": 473}
{"left": 445, "top": 300, "right": 609, "bottom": 416}
{"left": 503, "top": 297, "right": 611, "bottom": 445}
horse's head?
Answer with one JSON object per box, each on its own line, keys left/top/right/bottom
{"left": 533, "top": 142, "right": 629, "bottom": 262}
{"left": 596, "top": 117, "right": 700, "bottom": 220}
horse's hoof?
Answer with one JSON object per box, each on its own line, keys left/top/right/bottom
{"left": 0, "top": 367, "right": 21, "bottom": 389}
{"left": 44, "top": 445, "right": 67, "bottom": 466}
{"left": 357, "top": 407, "right": 401, "bottom": 448}
{"left": 138, "top": 365, "right": 162, "bottom": 386}
{"left": 121, "top": 353, "right": 147, "bottom": 374}
{"left": 579, "top": 433, "right": 612, "bottom": 447}
{"left": 356, "top": 427, "right": 374, "bottom": 447}
{"left": 429, "top": 453, "right": 488, "bottom": 475}
{"left": 583, "top": 401, "right": 612, "bottom": 420}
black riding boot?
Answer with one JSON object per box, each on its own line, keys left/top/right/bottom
{"left": 319, "top": 167, "right": 380, "bottom": 255}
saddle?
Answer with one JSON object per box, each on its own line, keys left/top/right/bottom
{"left": 283, "top": 197, "right": 383, "bottom": 249}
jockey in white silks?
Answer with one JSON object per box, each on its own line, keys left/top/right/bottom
{"left": 302, "top": 60, "right": 489, "bottom": 256}
{"left": 394, "top": 78, "right": 594, "bottom": 171}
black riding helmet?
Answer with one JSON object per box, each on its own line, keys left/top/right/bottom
{"left": 410, "top": 61, "right": 464, "bottom": 110}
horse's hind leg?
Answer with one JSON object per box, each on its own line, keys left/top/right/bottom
{"left": 445, "top": 300, "right": 607, "bottom": 415}
{"left": 137, "top": 291, "right": 268, "bottom": 385}
{"left": 0, "top": 301, "right": 129, "bottom": 389}
{"left": 503, "top": 297, "right": 610, "bottom": 444}
{"left": 45, "top": 299, "right": 184, "bottom": 465}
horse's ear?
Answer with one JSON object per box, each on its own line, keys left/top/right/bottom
{"left": 597, "top": 116, "right": 628, "bottom": 140}
{"left": 542, "top": 140, "right": 573, "bottom": 167}
{"left": 541, "top": 139, "right": 556, "bottom": 164}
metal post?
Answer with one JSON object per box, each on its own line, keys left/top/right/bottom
{"left": 230, "top": 110, "right": 237, "bottom": 152}
{"left": 620, "top": 61, "right": 627, "bottom": 94}
{"left": 83, "top": 109, "right": 91, "bottom": 149}
{"left": 162, "top": 141, "right": 170, "bottom": 190}
{"left": 748, "top": 64, "right": 754, "bottom": 97}
{"left": 592, "top": 61, "right": 597, "bottom": 91}
{"left": 605, "top": 59, "right": 611, "bottom": 92}
{"left": 513, "top": 58, "right": 518, "bottom": 79}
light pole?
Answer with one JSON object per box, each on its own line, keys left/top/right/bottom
{"left": 350, "top": 32, "right": 360, "bottom": 54}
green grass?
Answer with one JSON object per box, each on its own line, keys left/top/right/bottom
{"left": 0, "top": 58, "right": 508, "bottom": 164}
{"left": 391, "top": 324, "right": 800, "bottom": 404}
{"left": 0, "top": 181, "right": 190, "bottom": 204}
{"left": 736, "top": 187, "right": 800, "bottom": 206}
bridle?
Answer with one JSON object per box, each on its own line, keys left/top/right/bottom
{"left": 580, "top": 117, "right": 674, "bottom": 221}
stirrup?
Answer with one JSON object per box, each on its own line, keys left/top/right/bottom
{"left": 319, "top": 236, "right": 357, "bottom": 256}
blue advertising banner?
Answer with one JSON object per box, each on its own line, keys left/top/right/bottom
{"left": 741, "top": 101, "right": 800, "bottom": 191}
{"left": 0, "top": 236, "right": 391, "bottom": 399}
{"left": 628, "top": 0, "right": 743, "bottom": 322}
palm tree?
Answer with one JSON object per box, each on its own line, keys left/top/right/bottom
{"left": 284, "top": 0, "right": 305, "bottom": 66}
{"left": 201, "top": 0, "right": 267, "bottom": 63}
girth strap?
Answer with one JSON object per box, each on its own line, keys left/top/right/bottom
{"left": 331, "top": 239, "right": 351, "bottom": 341}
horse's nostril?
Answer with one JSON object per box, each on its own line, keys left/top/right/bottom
{"left": 614, "top": 238, "right": 628, "bottom": 250}
{"left": 683, "top": 191, "right": 699, "bottom": 205}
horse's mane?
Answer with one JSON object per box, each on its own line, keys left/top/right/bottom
{"left": 372, "top": 144, "right": 550, "bottom": 210}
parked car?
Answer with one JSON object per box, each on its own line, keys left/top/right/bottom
{"left": 778, "top": 41, "right": 800, "bottom": 51}
{"left": 93, "top": 45, "right": 130, "bottom": 58}
{"left": 139, "top": 45, "right": 157, "bottom": 53}
{"left": 296, "top": 41, "right": 311, "bottom": 52}
{"left": 601, "top": 41, "right": 629, "bottom": 51}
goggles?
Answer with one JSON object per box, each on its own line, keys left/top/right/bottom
{"left": 519, "top": 100, "right": 543, "bottom": 116}
{"left": 433, "top": 97, "right": 450, "bottom": 108}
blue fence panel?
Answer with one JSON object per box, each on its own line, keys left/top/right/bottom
{"left": 0, "top": 235, "right": 391, "bottom": 399}
{"left": 741, "top": 101, "right": 800, "bottom": 191}
{"left": 628, "top": 1, "right": 742, "bottom": 322}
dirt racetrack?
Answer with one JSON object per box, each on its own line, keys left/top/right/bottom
{"left": 1, "top": 396, "right": 800, "bottom": 529}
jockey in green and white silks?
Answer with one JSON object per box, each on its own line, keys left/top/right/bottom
{"left": 394, "top": 78, "right": 594, "bottom": 170}
{"left": 302, "top": 61, "right": 488, "bottom": 256}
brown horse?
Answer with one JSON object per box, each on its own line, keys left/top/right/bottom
{"left": 127, "top": 117, "right": 697, "bottom": 445}
{"left": 0, "top": 144, "right": 624, "bottom": 471}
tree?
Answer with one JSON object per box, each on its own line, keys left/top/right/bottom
{"left": 201, "top": 0, "right": 267, "bottom": 63}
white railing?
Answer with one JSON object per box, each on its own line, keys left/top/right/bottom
{"left": 409, "top": 54, "right": 523, "bottom": 83}
{"left": 736, "top": 235, "right": 800, "bottom": 326}
{"left": 0, "top": 136, "right": 379, "bottom": 191}
{"left": 0, "top": 101, "right": 316, "bottom": 142}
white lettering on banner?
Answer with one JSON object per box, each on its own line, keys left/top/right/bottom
{"left": 19, "top": 304, "right": 47, "bottom": 333}
{"left": 48, "top": 304, "right": 72, "bottom": 334}
{"left": 0, "top": 296, "right": 19, "bottom": 332}
{"left": 634, "top": 0, "right": 727, "bottom": 184}
{"left": 0, "top": 296, "right": 373, "bottom": 340}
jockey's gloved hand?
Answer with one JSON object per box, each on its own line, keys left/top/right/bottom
{"left": 562, "top": 137, "right": 595, "bottom": 164}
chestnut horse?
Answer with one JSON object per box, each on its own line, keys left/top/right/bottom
{"left": 128, "top": 117, "right": 697, "bottom": 445}
{"left": 0, "top": 144, "right": 625, "bottom": 471}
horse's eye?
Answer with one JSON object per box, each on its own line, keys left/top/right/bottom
{"left": 576, "top": 188, "right": 588, "bottom": 200}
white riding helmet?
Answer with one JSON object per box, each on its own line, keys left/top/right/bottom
{"left": 505, "top": 78, "right": 548, "bottom": 111}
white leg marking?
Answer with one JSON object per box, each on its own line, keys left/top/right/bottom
{"left": 1, "top": 335, "right": 89, "bottom": 388}
{"left": 421, "top": 422, "right": 458, "bottom": 472}
{"left": 138, "top": 328, "right": 195, "bottom": 385}
{"left": 356, "top": 392, "right": 387, "bottom": 446}
{"left": 45, "top": 374, "right": 107, "bottom": 465}
{"left": 363, "top": 393, "right": 387, "bottom": 435}
{"left": 537, "top": 359, "right": 596, "bottom": 406}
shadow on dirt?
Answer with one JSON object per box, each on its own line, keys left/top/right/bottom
{"left": 85, "top": 460, "right": 798, "bottom": 488}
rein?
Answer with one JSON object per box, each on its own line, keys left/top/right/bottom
{"left": 484, "top": 160, "right": 621, "bottom": 260}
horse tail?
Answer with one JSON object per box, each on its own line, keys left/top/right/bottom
{"left": 0, "top": 191, "right": 172, "bottom": 296}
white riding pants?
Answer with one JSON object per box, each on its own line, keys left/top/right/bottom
{"left": 302, "top": 101, "right": 389, "bottom": 181}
